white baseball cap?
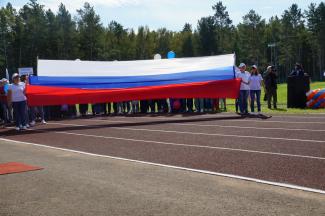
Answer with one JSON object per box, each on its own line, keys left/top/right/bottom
{"left": 12, "top": 73, "right": 19, "bottom": 79}
{"left": 239, "top": 63, "right": 246, "bottom": 68}
{"left": 252, "top": 65, "right": 257, "bottom": 69}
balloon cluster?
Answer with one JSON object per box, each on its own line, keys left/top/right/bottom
{"left": 306, "top": 88, "right": 325, "bottom": 109}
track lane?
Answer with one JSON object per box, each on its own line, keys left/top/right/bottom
{"left": 3, "top": 117, "right": 325, "bottom": 158}
{"left": 2, "top": 114, "right": 325, "bottom": 191}
{"left": 108, "top": 114, "right": 325, "bottom": 124}
{"left": 83, "top": 115, "right": 325, "bottom": 131}
{"left": 2, "top": 127, "right": 325, "bottom": 191}
{"left": 79, "top": 119, "right": 325, "bottom": 141}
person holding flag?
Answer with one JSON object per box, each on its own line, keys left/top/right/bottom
{"left": 0, "top": 78, "right": 12, "bottom": 126}
{"left": 236, "top": 63, "right": 251, "bottom": 115}
{"left": 7, "top": 73, "right": 28, "bottom": 131}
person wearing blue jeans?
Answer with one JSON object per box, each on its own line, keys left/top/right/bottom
{"left": 194, "top": 98, "right": 204, "bottom": 113}
{"left": 250, "top": 90, "right": 261, "bottom": 113}
{"left": 239, "top": 90, "right": 249, "bottom": 114}
{"left": 12, "top": 101, "right": 27, "bottom": 129}
{"left": 249, "top": 65, "right": 264, "bottom": 113}
{"left": 30, "top": 106, "right": 47, "bottom": 125}
{"left": 236, "top": 63, "right": 251, "bottom": 115}
{"left": 8, "top": 73, "right": 28, "bottom": 131}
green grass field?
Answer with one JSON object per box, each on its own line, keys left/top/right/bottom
{"left": 226, "top": 81, "right": 325, "bottom": 114}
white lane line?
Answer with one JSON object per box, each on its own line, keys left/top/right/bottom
{"left": 83, "top": 119, "right": 325, "bottom": 132}
{"left": 228, "top": 119, "right": 325, "bottom": 124}
{"left": 8, "top": 124, "right": 325, "bottom": 159}
{"left": 109, "top": 115, "right": 325, "bottom": 124}
{"left": 218, "top": 113, "right": 325, "bottom": 119}
{"left": 176, "top": 123, "right": 325, "bottom": 132}
{"left": 260, "top": 116, "right": 325, "bottom": 119}
{"left": 1, "top": 137, "right": 324, "bottom": 195}
{"left": 54, "top": 131, "right": 325, "bottom": 160}
{"left": 47, "top": 122, "right": 325, "bottom": 143}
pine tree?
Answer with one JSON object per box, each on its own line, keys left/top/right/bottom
{"left": 197, "top": 16, "right": 217, "bottom": 56}
{"left": 77, "top": 2, "right": 104, "bottom": 60}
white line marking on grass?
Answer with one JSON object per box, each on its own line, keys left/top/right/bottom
{"left": 1, "top": 137, "right": 324, "bottom": 195}
{"left": 48, "top": 122, "right": 325, "bottom": 144}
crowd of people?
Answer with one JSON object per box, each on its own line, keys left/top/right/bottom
{"left": 1, "top": 64, "right": 279, "bottom": 131}
{"left": 235, "top": 63, "right": 278, "bottom": 115}
{"left": 0, "top": 73, "right": 46, "bottom": 131}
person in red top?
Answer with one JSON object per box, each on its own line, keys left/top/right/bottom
{"left": 0, "top": 78, "right": 12, "bottom": 125}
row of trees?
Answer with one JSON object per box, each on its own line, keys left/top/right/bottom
{"left": 1, "top": 0, "right": 325, "bottom": 81}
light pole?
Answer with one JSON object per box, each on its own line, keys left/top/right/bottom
{"left": 267, "top": 42, "right": 277, "bottom": 66}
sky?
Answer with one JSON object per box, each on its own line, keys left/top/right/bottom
{"left": 2, "top": 0, "right": 324, "bottom": 31}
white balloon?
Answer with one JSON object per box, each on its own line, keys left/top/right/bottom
{"left": 154, "top": 54, "right": 162, "bottom": 60}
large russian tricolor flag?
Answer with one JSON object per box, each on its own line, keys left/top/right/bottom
{"left": 27, "top": 54, "right": 241, "bottom": 106}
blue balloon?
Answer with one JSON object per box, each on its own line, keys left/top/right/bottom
{"left": 3, "top": 84, "right": 9, "bottom": 94}
{"left": 167, "top": 51, "right": 176, "bottom": 59}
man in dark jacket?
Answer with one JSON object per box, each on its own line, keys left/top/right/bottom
{"left": 290, "top": 63, "right": 305, "bottom": 77}
{"left": 264, "top": 66, "right": 278, "bottom": 109}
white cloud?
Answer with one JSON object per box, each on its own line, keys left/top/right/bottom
{"left": 37, "top": 0, "right": 141, "bottom": 13}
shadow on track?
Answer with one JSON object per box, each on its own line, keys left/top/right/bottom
{"left": 1, "top": 113, "right": 272, "bottom": 137}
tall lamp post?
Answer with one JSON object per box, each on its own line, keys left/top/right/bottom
{"left": 267, "top": 42, "right": 277, "bottom": 66}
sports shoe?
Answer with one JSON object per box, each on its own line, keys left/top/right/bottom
{"left": 15, "top": 127, "right": 20, "bottom": 131}
{"left": 30, "top": 121, "right": 36, "bottom": 126}
{"left": 22, "top": 126, "right": 27, "bottom": 130}
{"left": 26, "top": 124, "right": 30, "bottom": 128}
{"left": 41, "top": 120, "right": 47, "bottom": 124}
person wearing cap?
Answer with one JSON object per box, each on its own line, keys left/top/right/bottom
{"left": 236, "top": 63, "right": 250, "bottom": 115}
{"left": 7, "top": 73, "right": 28, "bottom": 131}
{"left": 249, "top": 65, "right": 264, "bottom": 114}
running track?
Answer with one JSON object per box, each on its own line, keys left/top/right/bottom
{"left": 1, "top": 113, "right": 325, "bottom": 193}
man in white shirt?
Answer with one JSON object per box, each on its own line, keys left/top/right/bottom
{"left": 236, "top": 63, "right": 250, "bottom": 115}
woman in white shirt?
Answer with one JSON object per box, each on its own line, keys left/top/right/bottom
{"left": 249, "top": 65, "right": 264, "bottom": 113}
{"left": 8, "top": 73, "right": 28, "bottom": 131}
{"left": 236, "top": 63, "right": 251, "bottom": 115}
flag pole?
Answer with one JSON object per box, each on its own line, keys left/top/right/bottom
{"left": 5, "top": 68, "right": 9, "bottom": 80}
